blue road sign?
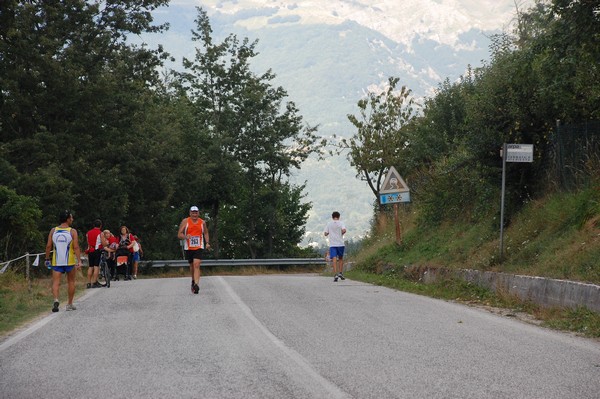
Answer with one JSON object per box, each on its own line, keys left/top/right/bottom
{"left": 380, "top": 192, "right": 411, "bottom": 204}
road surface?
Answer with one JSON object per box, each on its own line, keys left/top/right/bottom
{"left": 1, "top": 274, "right": 599, "bottom": 398}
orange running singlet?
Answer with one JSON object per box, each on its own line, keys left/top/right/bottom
{"left": 184, "top": 217, "right": 204, "bottom": 250}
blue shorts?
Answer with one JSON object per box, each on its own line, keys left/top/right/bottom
{"left": 132, "top": 252, "right": 140, "bottom": 262}
{"left": 51, "top": 266, "right": 74, "bottom": 273}
{"left": 329, "top": 247, "right": 345, "bottom": 259}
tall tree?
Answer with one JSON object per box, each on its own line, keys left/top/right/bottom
{"left": 0, "top": 0, "right": 176, "bottom": 257}
{"left": 176, "top": 8, "right": 253, "bottom": 257}
{"left": 343, "top": 77, "right": 417, "bottom": 202}
{"left": 178, "top": 8, "right": 320, "bottom": 258}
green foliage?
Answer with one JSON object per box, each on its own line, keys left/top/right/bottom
{"left": 0, "top": 186, "right": 42, "bottom": 259}
{"left": 352, "top": 186, "right": 600, "bottom": 284}
{"left": 0, "top": 269, "right": 90, "bottom": 336}
{"left": 343, "top": 77, "right": 417, "bottom": 199}
{"left": 217, "top": 178, "right": 311, "bottom": 259}
{"left": 381, "top": 0, "right": 600, "bottom": 231}
{"left": 175, "top": 8, "right": 321, "bottom": 258}
{"left": 0, "top": 4, "right": 319, "bottom": 260}
{"left": 416, "top": 151, "right": 499, "bottom": 226}
{"left": 0, "top": 0, "right": 178, "bottom": 258}
{"left": 2, "top": 0, "right": 598, "bottom": 262}
{"left": 542, "top": 307, "right": 600, "bottom": 338}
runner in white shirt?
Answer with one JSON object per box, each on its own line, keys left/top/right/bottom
{"left": 324, "top": 211, "right": 347, "bottom": 282}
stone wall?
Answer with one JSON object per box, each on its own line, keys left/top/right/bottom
{"left": 416, "top": 266, "right": 600, "bottom": 313}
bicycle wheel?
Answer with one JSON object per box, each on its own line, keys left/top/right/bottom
{"left": 103, "top": 259, "right": 110, "bottom": 288}
{"left": 99, "top": 257, "right": 110, "bottom": 288}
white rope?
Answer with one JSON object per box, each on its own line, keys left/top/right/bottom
{"left": 0, "top": 252, "right": 47, "bottom": 273}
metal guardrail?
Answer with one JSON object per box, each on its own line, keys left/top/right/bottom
{"left": 143, "top": 258, "right": 327, "bottom": 268}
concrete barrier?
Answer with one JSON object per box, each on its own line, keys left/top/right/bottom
{"left": 415, "top": 266, "right": 600, "bottom": 313}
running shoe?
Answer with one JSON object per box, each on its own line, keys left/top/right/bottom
{"left": 92, "top": 282, "right": 102, "bottom": 288}
{"left": 66, "top": 304, "right": 77, "bottom": 311}
{"left": 193, "top": 283, "right": 199, "bottom": 294}
{"left": 334, "top": 276, "right": 338, "bottom": 282}
{"left": 52, "top": 301, "right": 59, "bottom": 313}
{"left": 338, "top": 273, "right": 346, "bottom": 281}
{"left": 133, "top": 275, "right": 137, "bottom": 279}
{"left": 86, "top": 283, "right": 91, "bottom": 289}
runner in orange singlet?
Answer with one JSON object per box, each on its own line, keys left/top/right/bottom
{"left": 177, "top": 206, "right": 210, "bottom": 294}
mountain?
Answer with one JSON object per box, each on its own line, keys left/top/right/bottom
{"left": 143, "top": 0, "right": 534, "bottom": 247}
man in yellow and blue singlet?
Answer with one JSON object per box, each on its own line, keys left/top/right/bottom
{"left": 45, "top": 210, "right": 82, "bottom": 312}
{"left": 177, "top": 206, "right": 210, "bottom": 294}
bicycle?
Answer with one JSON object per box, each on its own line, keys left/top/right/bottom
{"left": 98, "top": 250, "right": 111, "bottom": 288}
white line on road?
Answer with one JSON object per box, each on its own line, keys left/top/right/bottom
{"left": 215, "top": 276, "right": 352, "bottom": 399}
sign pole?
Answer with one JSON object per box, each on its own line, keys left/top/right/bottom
{"left": 394, "top": 203, "right": 402, "bottom": 245}
{"left": 499, "top": 143, "right": 534, "bottom": 262}
{"left": 499, "top": 143, "right": 507, "bottom": 262}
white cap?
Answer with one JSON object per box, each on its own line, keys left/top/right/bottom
{"left": 190, "top": 206, "right": 199, "bottom": 212}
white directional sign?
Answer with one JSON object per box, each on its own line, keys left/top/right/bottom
{"left": 505, "top": 144, "right": 534, "bottom": 163}
{"left": 380, "top": 192, "right": 411, "bottom": 204}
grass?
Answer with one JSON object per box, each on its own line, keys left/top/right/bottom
{"left": 346, "top": 186, "right": 600, "bottom": 338}
{"left": 355, "top": 187, "right": 600, "bottom": 284}
{"left": 0, "top": 268, "right": 89, "bottom": 337}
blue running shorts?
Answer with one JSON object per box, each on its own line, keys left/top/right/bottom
{"left": 51, "top": 266, "right": 74, "bottom": 273}
{"left": 329, "top": 246, "right": 345, "bottom": 259}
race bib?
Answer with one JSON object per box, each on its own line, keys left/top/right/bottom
{"left": 189, "top": 236, "right": 201, "bottom": 247}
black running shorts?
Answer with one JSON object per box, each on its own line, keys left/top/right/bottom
{"left": 185, "top": 249, "right": 204, "bottom": 264}
{"left": 88, "top": 250, "right": 101, "bottom": 267}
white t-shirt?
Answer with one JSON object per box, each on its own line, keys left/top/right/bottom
{"left": 324, "top": 219, "right": 346, "bottom": 247}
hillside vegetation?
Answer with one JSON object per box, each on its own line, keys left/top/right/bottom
{"left": 353, "top": 184, "right": 600, "bottom": 285}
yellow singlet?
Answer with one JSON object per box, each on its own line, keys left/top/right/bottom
{"left": 52, "top": 227, "right": 76, "bottom": 266}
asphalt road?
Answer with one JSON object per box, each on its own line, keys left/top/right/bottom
{"left": 1, "top": 274, "right": 599, "bottom": 399}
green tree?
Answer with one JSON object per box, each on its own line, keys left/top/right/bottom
{"left": 0, "top": 0, "right": 186, "bottom": 257}
{"left": 176, "top": 8, "right": 254, "bottom": 257}
{"left": 343, "top": 77, "right": 417, "bottom": 202}
{"left": 395, "top": 0, "right": 600, "bottom": 229}
{"left": 218, "top": 181, "right": 312, "bottom": 259}
{"left": 178, "top": 8, "right": 320, "bottom": 258}
{"left": 0, "top": 186, "right": 42, "bottom": 260}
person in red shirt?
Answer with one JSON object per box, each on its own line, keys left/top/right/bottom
{"left": 85, "top": 219, "right": 103, "bottom": 288}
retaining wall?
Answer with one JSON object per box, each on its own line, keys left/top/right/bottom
{"left": 417, "top": 266, "right": 600, "bottom": 313}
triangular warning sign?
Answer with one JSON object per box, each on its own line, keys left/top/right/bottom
{"left": 380, "top": 166, "right": 410, "bottom": 193}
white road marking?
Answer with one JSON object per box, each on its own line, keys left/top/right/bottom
{"left": 215, "top": 276, "right": 351, "bottom": 399}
